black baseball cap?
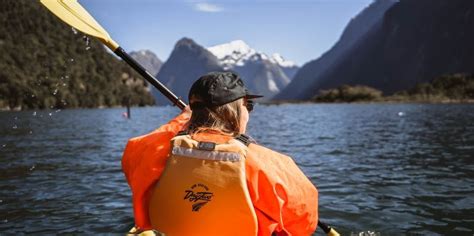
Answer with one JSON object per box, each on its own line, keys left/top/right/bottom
{"left": 188, "top": 71, "right": 263, "bottom": 109}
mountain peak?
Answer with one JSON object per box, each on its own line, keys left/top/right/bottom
{"left": 136, "top": 49, "right": 154, "bottom": 56}
{"left": 208, "top": 40, "right": 255, "bottom": 60}
{"left": 130, "top": 49, "right": 163, "bottom": 76}
{"left": 155, "top": 38, "right": 223, "bottom": 105}
{"left": 175, "top": 37, "right": 198, "bottom": 48}
{"left": 207, "top": 40, "right": 297, "bottom": 69}
{"left": 270, "top": 53, "right": 296, "bottom": 67}
{"left": 130, "top": 49, "right": 160, "bottom": 60}
{"left": 206, "top": 40, "right": 299, "bottom": 99}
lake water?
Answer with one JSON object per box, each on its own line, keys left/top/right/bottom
{"left": 0, "top": 104, "right": 473, "bottom": 235}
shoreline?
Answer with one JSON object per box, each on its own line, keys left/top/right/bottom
{"left": 0, "top": 105, "right": 156, "bottom": 112}
{"left": 2, "top": 100, "right": 473, "bottom": 112}
{"left": 263, "top": 99, "right": 474, "bottom": 105}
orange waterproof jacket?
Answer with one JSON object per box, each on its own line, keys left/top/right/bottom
{"left": 122, "top": 111, "right": 318, "bottom": 235}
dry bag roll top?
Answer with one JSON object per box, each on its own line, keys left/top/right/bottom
{"left": 149, "top": 133, "right": 258, "bottom": 236}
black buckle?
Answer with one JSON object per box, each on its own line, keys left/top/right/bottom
{"left": 235, "top": 134, "right": 251, "bottom": 146}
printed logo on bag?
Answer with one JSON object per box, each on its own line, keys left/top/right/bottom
{"left": 184, "top": 183, "right": 213, "bottom": 212}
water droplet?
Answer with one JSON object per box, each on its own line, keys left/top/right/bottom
{"left": 2, "top": 219, "right": 7, "bottom": 223}
{"left": 29, "top": 165, "right": 35, "bottom": 171}
{"left": 55, "top": 109, "right": 61, "bottom": 113}
{"left": 12, "top": 125, "right": 17, "bottom": 129}
{"left": 29, "top": 130, "right": 33, "bottom": 134}
{"left": 62, "top": 83, "right": 67, "bottom": 87}
{"left": 71, "top": 27, "right": 78, "bottom": 34}
{"left": 69, "top": 58, "right": 74, "bottom": 62}
{"left": 49, "top": 113, "right": 53, "bottom": 117}
{"left": 32, "top": 112, "right": 37, "bottom": 116}
{"left": 83, "top": 36, "right": 90, "bottom": 45}
{"left": 31, "top": 94, "right": 35, "bottom": 98}
{"left": 53, "top": 89, "right": 58, "bottom": 95}
{"left": 85, "top": 46, "right": 91, "bottom": 50}
{"left": 65, "top": 75, "right": 69, "bottom": 79}
{"left": 398, "top": 112, "right": 405, "bottom": 116}
{"left": 1, "top": 144, "right": 6, "bottom": 148}
{"left": 0, "top": 200, "right": 3, "bottom": 203}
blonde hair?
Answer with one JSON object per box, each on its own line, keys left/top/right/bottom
{"left": 188, "top": 98, "right": 242, "bottom": 136}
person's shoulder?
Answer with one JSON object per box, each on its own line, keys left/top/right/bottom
{"left": 127, "top": 128, "right": 177, "bottom": 147}
{"left": 247, "top": 142, "right": 292, "bottom": 161}
{"left": 245, "top": 143, "right": 303, "bottom": 179}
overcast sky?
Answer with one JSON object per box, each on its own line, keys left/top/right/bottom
{"left": 81, "top": 0, "right": 373, "bottom": 65}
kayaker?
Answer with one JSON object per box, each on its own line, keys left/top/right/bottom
{"left": 122, "top": 71, "right": 318, "bottom": 235}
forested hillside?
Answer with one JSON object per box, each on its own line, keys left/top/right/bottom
{"left": 0, "top": 1, "right": 154, "bottom": 110}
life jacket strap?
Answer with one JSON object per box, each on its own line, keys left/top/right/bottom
{"left": 234, "top": 134, "right": 252, "bottom": 146}
{"left": 175, "top": 130, "right": 254, "bottom": 146}
{"left": 176, "top": 130, "right": 189, "bottom": 136}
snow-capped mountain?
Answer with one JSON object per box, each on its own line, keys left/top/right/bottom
{"left": 207, "top": 40, "right": 299, "bottom": 98}
{"left": 208, "top": 40, "right": 297, "bottom": 70}
{"left": 208, "top": 40, "right": 256, "bottom": 68}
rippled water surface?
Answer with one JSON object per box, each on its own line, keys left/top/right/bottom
{"left": 1, "top": 104, "right": 473, "bottom": 235}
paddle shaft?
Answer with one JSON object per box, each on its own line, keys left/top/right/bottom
{"left": 114, "top": 47, "right": 187, "bottom": 110}
{"left": 318, "top": 220, "right": 340, "bottom": 236}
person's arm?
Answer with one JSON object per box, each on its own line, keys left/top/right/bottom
{"left": 246, "top": 144, "right": 318, "bottom": 236}
{"left": 121, "top": 108, "right": 191, "bottom": 229}
{"left": 122, "top": 108, "right": 191, "bottom": 182}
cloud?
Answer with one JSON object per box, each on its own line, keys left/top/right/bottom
{"left": 194, "top": 2, "right": 223, "bottom": 13}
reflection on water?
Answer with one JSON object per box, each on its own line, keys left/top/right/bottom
{"left": 0, "top": 104, "right": 473, "bottom": 235}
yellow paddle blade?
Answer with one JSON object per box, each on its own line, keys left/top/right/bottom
{"left": 40, "top": 0, "right": 119, "bottom": 50}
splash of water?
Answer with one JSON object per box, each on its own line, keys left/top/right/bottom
{"left": 83, "top": 36, "right": 91, "bottom": 50}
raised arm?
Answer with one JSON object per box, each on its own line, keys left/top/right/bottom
{"left": 121, "top": 108, "right": 191, "bottom": 229}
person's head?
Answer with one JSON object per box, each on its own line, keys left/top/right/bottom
{"left": 187, "top": 72, "right": 262, "bottom": 136}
